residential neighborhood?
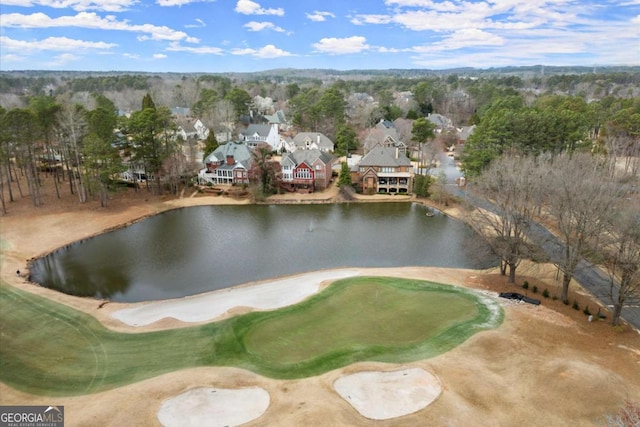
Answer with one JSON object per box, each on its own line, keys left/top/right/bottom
{"left": 148, "top": 101, "right": 469, "bottom": 196}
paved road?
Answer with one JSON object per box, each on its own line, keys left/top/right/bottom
{"left": 436, "top": 162, "right": 640, "bottom": 331}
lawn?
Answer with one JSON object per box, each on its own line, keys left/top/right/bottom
{"left": 0, "top": 277, "right": 502, "bottom": 396}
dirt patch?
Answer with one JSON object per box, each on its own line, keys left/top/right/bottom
{"left": 1, "top": 178, "right": 639, "bottom": 426}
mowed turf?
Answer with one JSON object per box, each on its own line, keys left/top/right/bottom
{"left": 0, "top": 276, "right": 502, "bottom": 396}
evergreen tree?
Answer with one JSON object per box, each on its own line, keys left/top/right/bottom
{"left": 337, "top": 161, "right": 352, "bottom": 187}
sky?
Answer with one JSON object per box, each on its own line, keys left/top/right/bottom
{"left": 1, "top": 0, "right": 639, "bottom": 73}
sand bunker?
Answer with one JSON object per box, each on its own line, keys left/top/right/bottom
{"left": 333, "top": 368, "right": 442, "bottom": 420}
{"left": 112, "top": 269, "right": 359, "bottom": 326}
{"left": 157, "top": 386, "right": 270, "bottom": 427}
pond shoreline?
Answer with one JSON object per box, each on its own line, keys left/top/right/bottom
{"left": 26, "top": 200, "right": 471, "bottom": 303}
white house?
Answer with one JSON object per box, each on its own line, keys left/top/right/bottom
{"left": 176, "top": 117, "right": 210, "bottom": 141}
{"left": 239, "top": 123, "right": 280, "bottom": 151}
{"left": 292, "top": 132, "right": 334, "bottom": 152}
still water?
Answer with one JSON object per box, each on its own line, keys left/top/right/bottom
{"left": 29, "top": 203, "right": 495, "bottom": 302}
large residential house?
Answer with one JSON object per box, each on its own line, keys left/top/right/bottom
{"left": 176, "top": 117, "right": 210, "bottom": 141}
{"left": 354, "top": 145, "right": 413, "bottom": 194}
{"left": 426, "top": 113, "right": 454, "bottom": 133}
{"left": 280, "top": 149, "right": 335, "bottom": 192}
{"left": 375, "top": 119, "right": 408, "bottom": 155}
{"left": 239, "top": 123, "right": 280, "bottom": 151}
{"left": 198, "top": 142, "right": 252, "bottom": 185}
{"left": 263, "top": 110, "right": 289, "bottom": 130}
{"left": 456, "top": 125, "right": 476, "bottom": 145}
{"left": 292, "top": 132, "right": 334, "bottom": 152}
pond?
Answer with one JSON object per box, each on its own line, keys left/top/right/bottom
{"left": 29, "top": 202, "right": 495, "bottom": 302}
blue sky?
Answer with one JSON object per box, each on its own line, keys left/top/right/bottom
{"left": 1, "top": 0, "right": 639, "bottom": 72}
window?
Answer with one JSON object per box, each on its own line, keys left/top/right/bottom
{"left": 295, "top": 169, "right": 312, "bottom": 179}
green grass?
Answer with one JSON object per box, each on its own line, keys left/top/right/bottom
{"left": 0, "top": 276, "right": 502, "bottom": 396}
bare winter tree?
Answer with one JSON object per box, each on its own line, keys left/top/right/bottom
{"left": 57, "top": 102, "right": 88, "bottom": 203}
{"left": 542, "top": 152, "right": 625, "bottom": 304}
{"left": 470, "top": 154, "right": 544, "bottom": 283}
{"left": 600, "top": 201, "right": 640, "bottom": 326}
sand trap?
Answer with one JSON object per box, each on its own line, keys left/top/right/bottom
{"left": 157, "top": 386, "right": 270, "bottom": 427}
{"left": 112, "top": 269, "right": 359, "bottom": 326}
{"left": 334, "top": 368, "right": 442, "bottom": 420}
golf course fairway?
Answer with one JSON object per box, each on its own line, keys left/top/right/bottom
{"left": 0, "top": 276, "right": 503, "bottom": 396}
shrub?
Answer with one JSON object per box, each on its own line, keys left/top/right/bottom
{"left": 542, "top": 289, "right": 550, "bottom": 298}
{"left": 522, "top": 281, "right": 529, "bottom": 290}
{"left": 532, "top": 285, "right": 538, "bottom": 294}
{"left": 572, "top": 300, "right": 580, "bottom": 310}
{"left": 583, "top": 305, "right": 591, "bottom": 316}
{"left": 563, "top": 299, "right": 569, "bottom": 305}
{"left": 552, "top": 295, "right": 558, "bottom": 301}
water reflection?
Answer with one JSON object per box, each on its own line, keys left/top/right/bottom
{"left": 29, "top": 203, "right": 495, "bottom": 302}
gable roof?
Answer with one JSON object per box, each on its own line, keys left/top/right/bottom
{"left": 175, "top": 117, "right": 197, "bottom": 133}
{"left": 205, "top": 142, "right": 252, "bottom": 164}
{"left": 426, "top": 113, "right": 453, "bottom": 129}
{"left": 375, "top": 119, "right": 401, "bottom": 144}
{"left": 264, "top": 110, "right": 286, "bottom": 124}
{"left": 292, "top": 132, "right": 334, "bottom": 150}
{"left": 281, "top": 148, "right": 334, "bottom": 167}
{"left": 240, "top": 124, "right": 271, "bottom": 138}
{"left": 457, "top": 125, "right": 476, "bottom": 141}
{"left": 359, "top": 145, "right": 411, "bottom": 167}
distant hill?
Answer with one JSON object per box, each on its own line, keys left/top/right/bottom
{"left": 1, "top": 65, "right": 639, "bottom": 81}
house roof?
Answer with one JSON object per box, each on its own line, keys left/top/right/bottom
{"left": 426, "top": 113, "right": 452, "bottom": 129}
{"left": 359, "top": 145, "right": 411, "bottom": 167}
{"left": 457, "top": 125, "right": 476, "bottom": 141}
{"left": 171, "top": 107, "right": 190, "bottom": 117}
{"left": 175, "top": 117, "right": 197, "bottom": 133}
{"left": 281, "top": 148, "right": 334, "bottom": 167}
{"left": 292, "top": 132, "right": 334, "bottom": 150}
{"left": 205, "top": 142, "right": 252, "bottom": 164}
{"left": 375, "top": 119, "right": 401, "bottom": 144}
{"left": 240, "top": 124, "right": 271, "bottom": 137}
{"left": 264, "top": 110, "right": 286, "bottom": 124}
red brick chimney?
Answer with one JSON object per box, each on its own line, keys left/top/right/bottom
{"left": 226, "top": 155, "right": 234, "bottom": 165}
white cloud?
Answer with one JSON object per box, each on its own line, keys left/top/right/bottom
{"left": 185, "top": 18, "right": 206, "bottom": 28}
{"left": 306, "top": 11, "right": 335, "bottom": 22}
{"left": 243, "top": 21, "right": 285, "bottom": 32}
{"left": 0, "top": 53, "right": 27, "bottom": 63}
{"left": 166, "top": 42, "right": 223, "bottom": 54}
{"left": 1, "top": 0, "right": 138, "bottom": 12}
{"left": 123, "top": 53, "right": 140, "bottom": 59}
{"left": 0, "top": 35, "right": 116, "bottom": 51}
{"left": 153, "top": 53, "right": 168, "bottom": 58}
{"left": 230, "top": 44, "right": 292, "bottom": 58}
{"left": 1, "top": 12, "right": 200, "bottom": 43}
{"left": 312, "top": 36, "right": 370, "bottom": 54}
{"left": 350, "top": 14, "right": 391, "bottom": 25}
{"left": 423, "top": 29, "right": 504, "bottom": 51}
{"left": 234, "top": 0, "right": 284, "bottom": 16}
{"left": 354, "top": 0, "right": 585, "bottom": 33}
